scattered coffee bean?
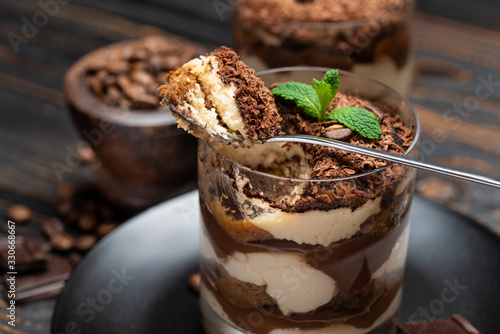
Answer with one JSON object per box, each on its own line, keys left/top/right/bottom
{"left": 50, "top": 233, "right": 75, "bottom": 252}
{"left": 97, "top": 222, "right": 118, "bottom": 238}
{"left": 57, "top": 183, "right": 75, "bottom": 201}
{"left": 68, "top": 252, "right": 82, "bottom": 267}
{"left": 188, "top": 273, "right": 200, "bottom": 293}
{"left": 77, "top": 213, "right": 97, "bottom": 232}
{"left": 74, "top": 235, "right": 97, "bottom": 252}
{"left": 8, "top": 204, "right": 32, "bottom": 223}
{"left": 323, "top": 124, "right": 353, "bottom": 141}
{"left": 77, "top": 144, "right": 96, "bottom": 164}
{"left": 56, "top": 200, "right": 72, "bottom": 217}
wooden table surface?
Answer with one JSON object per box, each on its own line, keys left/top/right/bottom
{"left": 0, "top": 0, "right": 499, "bottom": 333}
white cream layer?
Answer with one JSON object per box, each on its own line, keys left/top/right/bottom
{"left": 224, "top": 252, "right": 336, "bottom": 315}
{"left": 373, "top": 224, "right": 410, "bottom": 279}
{"left": 250, "top": 197, "right": 382, "bottom": 247}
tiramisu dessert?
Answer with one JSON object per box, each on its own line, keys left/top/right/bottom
{"left": 161, "top": 47, "right": 418, "bottom": 333}
{"left": 233, "top": 0, "right": 413, "bottom": 94}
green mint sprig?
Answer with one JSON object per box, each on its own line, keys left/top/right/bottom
{"left": 271, "top": 69, "right": 382, "bottom": 140}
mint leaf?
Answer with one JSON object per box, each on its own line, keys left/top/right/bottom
{"left": 322, "top": 69, "right": 339, "bottom": 97}
{"left": 326, "top": 107, "right": 382, "bottom": 140}
{"left": 270, "top": 69, "right": 382, "bottom": 140}
{"left": 272, "top": 82, "right": 321, "bottom": 119}
{"left": 312, "top": 78, "right": 335, "bottom": 121}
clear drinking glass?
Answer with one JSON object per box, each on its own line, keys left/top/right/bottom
{"left": 233, "top": 0, "right": 414, "bottom": 95}
{"left": 198, "top": 68, "right": 420, "bottom": 334}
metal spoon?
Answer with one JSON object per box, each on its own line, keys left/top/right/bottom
{"left": 165, "top": 98, "right": 500, "bottom": 189}
{"left": 267, "top": 134, "right": 500, "bottom": 189}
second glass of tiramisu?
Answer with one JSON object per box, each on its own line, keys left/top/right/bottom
{"left": 233, "top": 0, "right": 414, "bottom": 95}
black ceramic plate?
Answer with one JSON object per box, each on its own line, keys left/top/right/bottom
{"left": 51, "top": 191, "right": 500, "bottom": 334}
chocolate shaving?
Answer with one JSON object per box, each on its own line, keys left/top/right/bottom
{"left": 211, "top": 46, "right": 282, "bottom": 140}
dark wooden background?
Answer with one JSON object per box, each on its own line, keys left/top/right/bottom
{"left": 0, "top": 0, "right": 500, "bottom": 333}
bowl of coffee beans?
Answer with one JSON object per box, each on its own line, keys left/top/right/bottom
{"left": 64, "top": 35, "right": 207, "bottom": 213}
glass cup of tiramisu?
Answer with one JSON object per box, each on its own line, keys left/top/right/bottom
{"left": 159, "top": 47, "right": 419, "bottom": 334}
{"left": 233, "top": 0, "right": 414, "bottom": 95}
{"left": 197, "top": 69, "right": 419, "bottom": 333}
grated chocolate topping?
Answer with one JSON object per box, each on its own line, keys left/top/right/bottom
{"left": 236, "top": 91, "right": 416, "bottom": 212}
{"left": 210, "top": 47, "right": 282, "bottom": 140}
{"left": 279, "top": 92, "right": 414, "bottom": 180}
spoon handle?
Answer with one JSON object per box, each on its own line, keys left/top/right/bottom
{"left": 267, "top": 134, "right": 500, "bottom": 189}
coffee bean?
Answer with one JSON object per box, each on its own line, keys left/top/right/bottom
{"left": 41, "top": 218, "right": 65, "bottom": 237}
{"left": 56, "top": 199, "right": 72, "bottom": 217}
{"left": 156, "top": 71, "right": 168, "bottom": 83}
{"left": 188, "top": 273, "right": 200, "bottom": 293}
{"left": 118, "top": 98, "right": 132, "bottom": 109}
{"left": 77, "top": 213, "right": 97, "bottom": 232}
{"left": 363, "top": 105, "right": 384, "bottom": 122}
{"left": 131, "top": 69, "right": 157, "bottom": 89}
{"left": 101, "top": 85, "right": 122, "bottom": 106}
{"left": 57, "top": 183, "right": 75, "bottom": 202}
{"left": 50, "top": 233, "right": 74, "bottom": 252}
{"left": 125, "top": 84, "right": 147, "bottom": 101}
{"left": 77, "top": 144, "right": 96, "bottom": 164}
{"left": 74, "top": 235, "right": 97, "bottom": 252}
{"left": 97, "top": 222, "right": 118, "bottom": 238}
{"left": 106, "top": 60, "right": 129, "bottom": 74}
{"left": 162, "top": 55, "right": 181, "bottom": 70}
{"left": 89, "top": 75, "right": 103, "bottom": 96}
{"left": 130, "top": 48, "right": 149, "bottom": 61}
{"left": 131, "top": 94, "right": 159, "bottom": 109}
{"left": 117, "top": 45, "right": 135, "bottom": 59}
{"left": 8, "top": 204, "right": 32, "bottom": 223}
{"left": 68, "top": 252, "right": 82, "bottom": 267}
{"left": 148, "top": 55, "right": 163, "bottom": 72}
{"left": 131, "top": 60, "right": 148, "bottom": 72}
{"left": 116, "top": 75, "right": 133, "bottom": 93}
{"left": 323, "top": 125, "right": 353, "bottom": 141}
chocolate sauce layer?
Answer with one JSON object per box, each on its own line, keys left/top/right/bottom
{"left": 200, "top": 191, "right": 411, "bottom": 296}
{"left": 201, "top": 272, "right": 402, "bottom": 333}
